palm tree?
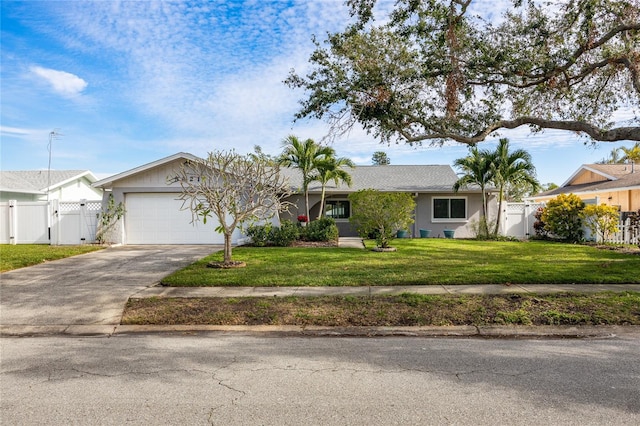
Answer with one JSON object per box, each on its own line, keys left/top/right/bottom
{"left": 453, "top": 146, "right": 494, "bottom": 237}
{"left": 490, "top": 138, "right": 540, "bottom": 236}
{"left": 311, "top": 150, "right": 355, "bottom": 219}
{"left": 618, "top": 142, "right": 640, "bottom": 163}
{"left": 597, "top": 147, "right": 624, "bottom": 164}
{"left": 278, "top": 135, "right": 334, "bottom": 220}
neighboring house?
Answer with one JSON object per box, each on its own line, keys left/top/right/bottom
{"left": 529, "top": 163, "right": 640, "bottom": 215}
{"left": 280, "top": 164, "right": 495, "bottom": 239}
{"left": 93, "top": 152, "right": 247, "bottom": 245}
{"left": 0, "top": 170, "right": 102, "bottom": 202}
{"left": 93, "top": 152, "right": 494, "bottom": 245}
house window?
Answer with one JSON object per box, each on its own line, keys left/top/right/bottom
{"left": 325, "top": 200, "right": 350, "bottom": 219}
{"left": 433, "top": 197, "right": 467, "bottom": 220}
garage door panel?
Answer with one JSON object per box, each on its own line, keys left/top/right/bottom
{"left": 125, "top": 193, "right": 224, "bottom": 244}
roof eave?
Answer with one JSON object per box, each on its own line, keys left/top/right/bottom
{"left": 93, "top": 152, "right": 201, "bottom": 188}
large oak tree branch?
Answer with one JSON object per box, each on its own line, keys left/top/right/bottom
{"left": 397, "top": 117, "right": 640, "bottom": 145}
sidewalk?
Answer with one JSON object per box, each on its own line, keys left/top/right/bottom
{"left": 132, "top": 283, "right": 640, "bottom": 299}
{"left": 4, "top": 282, "right": 639, "bottom": 338}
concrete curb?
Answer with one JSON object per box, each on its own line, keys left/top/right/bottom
{"left": 3, "top": 324, "right": 638, "bottom": 339}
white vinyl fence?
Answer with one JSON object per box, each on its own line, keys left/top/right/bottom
{"left": 502, "top": 200, "right": 640, "bottom": 245}
{"left": 500, "top": 202, "right": 546, "bottom": 239}
{"left": 0, "top": 199, "right": 102, "bottom": 245}
{"left": 602, "top": 218, "right": 640, "bottom": 245}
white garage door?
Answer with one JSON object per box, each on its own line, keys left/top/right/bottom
{"left": 125, "top": 193, "right": 224, "bottom": 244}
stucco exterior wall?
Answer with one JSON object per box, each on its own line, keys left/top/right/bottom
{"left": 280, "top": 191, "right": 495, "bottom": 238}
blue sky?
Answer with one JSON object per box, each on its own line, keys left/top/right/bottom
{"left": 1, "top": 0, "right": 635, "bottom": 185}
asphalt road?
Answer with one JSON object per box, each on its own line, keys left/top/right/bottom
{"left": 2, "top": 334, "right": 639, "bottom": 425}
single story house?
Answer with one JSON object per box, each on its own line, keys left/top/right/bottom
{"left": 93, "top": 152, "right": 495, "bottom": 245}
{"left": 0, "top": 170, "right": 102, "bottom": 202}
{"left": 529, "top": 163, "right": 640, "bottom": 215}
{"left": 280, "top": 164, "right": 495, "bottom": 239}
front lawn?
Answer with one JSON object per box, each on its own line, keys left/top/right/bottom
{"left": 162, "top": 239, "right": 640, "bottom": 286}
{"left": 0, "top": 244, "right": 104, "bottom": 272}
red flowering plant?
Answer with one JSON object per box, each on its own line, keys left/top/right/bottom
{"left": 297, "top": 215, "right": 309, "bottom": 223}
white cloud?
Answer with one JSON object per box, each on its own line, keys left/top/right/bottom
{"left": 30, "top": 66, "right": 87, "bottom": 97}
{"left": 0, "top": 126, "right": 32, "bottom": 136}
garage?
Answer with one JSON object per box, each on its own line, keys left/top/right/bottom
{"left": 125, "top": 193, "right": 224, "bottom": 244}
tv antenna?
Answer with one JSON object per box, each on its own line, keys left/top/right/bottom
{"left": 46, "top": 129, "right": 63, "bottom": 202}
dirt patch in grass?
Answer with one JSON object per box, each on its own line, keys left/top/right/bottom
{"left": 122, "top": 292, "right": 640, "bottom": 327}
{"left": 593, "top": 244, "right": 640, "bottom": 255}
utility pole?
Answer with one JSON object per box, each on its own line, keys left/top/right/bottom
{"left": 46, "top": 130, "right": 62, "bottom": 240}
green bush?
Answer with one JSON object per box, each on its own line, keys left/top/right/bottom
{"left": 271, "top": 220, "right": 300, "bottom": 246}
{"left": 348, "top": 189, "right": 415, "bottom": 248}
{"left": 246, "top": 223, "right": 273, "bottom": 247}
{"left": 302, "top": 217, "right": 339, "bottom": 242}
{"left": 246, "top": 221, "right": 300, "bottom": 247}
{"left": 581, "top": 204, "right": 619, "bottom": 242}
{"left": 540, "top": 193, "right": 585, "bottom": 242}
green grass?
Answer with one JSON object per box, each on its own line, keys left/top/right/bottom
{"left": 122, "top": 291, "right": 640, "bottom": 326}
{"left": 162, "top": 239, "right": 640, "bottom": 287}
{"left": 0, "top": 244, "right": 104, "bottom": 271}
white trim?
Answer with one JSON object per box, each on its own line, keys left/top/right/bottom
{"left": 529, "top": 184, "right": 640, "bottom": 201}
{"left": 560, "top": 164, "right": 619, "bottom": 187}
{"left": 44, "top": 171, "right": 97, "bottom": 192}
{"left": 431, "top": 196, "right": 468, "bottom": 221}
{"left": 93, "top": 152, "right": 201, "bottom": 188}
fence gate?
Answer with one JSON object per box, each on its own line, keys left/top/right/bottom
{"left": 502, "top": 202, "right": 545, "bottom": 239}
{"left": 0, "top": 199, "right": 102, "bottom": 245}
{"left": 52, "top": 200, "right": 102, "bottom": 245}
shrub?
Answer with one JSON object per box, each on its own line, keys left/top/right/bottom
{"left": 533, "top": 207, "right": 549, "bottom": 238}
{"left": 540, "top": 194, "right": 585, "bottom": 242}
{"left": 271, "top": 220, "right": 300, "bottom": 246}
{"left": 246, "top": 221, "right": 300, "bottom": 247}
{"left": 302, "top": 217, "right": 339, "bottom": 242}
{"left": 581, "top": 204, "right": 619, "bottom": 242}
{"left": 245, "top": 223, "right": 273, "bottom": 247}
{"left": 348, "top": 189, "right": 415, "bottom": 248}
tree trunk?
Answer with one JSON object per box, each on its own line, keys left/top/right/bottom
{"left": 317, "top": 184, "right": 327, "bottom": 220}
{"left": 223, "top": 232, "right": 233, "bottom": 264}
{"left": 304, "top": 189, "right": 310, "bottom": 221}
{"left": 480, "top": 185, "right": 489, "bottom": 238}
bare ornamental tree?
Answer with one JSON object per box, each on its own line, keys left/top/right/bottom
{"left": 174, "top": 150, "right": 293, "bottom": 266}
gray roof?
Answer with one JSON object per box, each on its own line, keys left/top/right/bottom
{"left": 280, "top": 164, "right": 466, "bottom": 193}
{"left": 0, "top": 170, "right": 94, "bottom": 194}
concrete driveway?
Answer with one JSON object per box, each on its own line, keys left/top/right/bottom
{"left": 0, "top": 245, "right": 218, "bottom": 327}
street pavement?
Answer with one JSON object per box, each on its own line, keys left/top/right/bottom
{"left": 2, "top": 334, "right": 639, "bottom": 425}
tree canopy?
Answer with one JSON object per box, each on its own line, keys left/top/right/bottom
{"left": 278, "top": 135, "right": 334, "bottom": 220}
{"left": 349, "top": 189, "right": 416, "bottom": 248}
{"left": 453, "top": 138, "right": 539, "bottom": 237}
{"left": 372, "top": 151, "right": 390, "bottom": 165}
{"left": 311, "top": 149, "right": 355, "bottom": 219}
{"left": 175, "top": 150, "right": 292, "bottom": 265}
{"left": 286, "top": 0, "right": 639, "bottom": 146}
